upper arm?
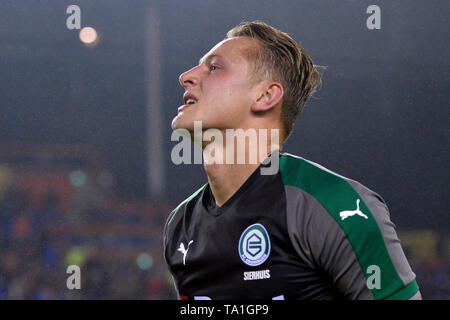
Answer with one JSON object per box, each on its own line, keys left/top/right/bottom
{"left": 345, "top": 180, "right": 420, "bottom": 300}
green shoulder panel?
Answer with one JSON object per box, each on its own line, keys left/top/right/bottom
{"left": 279, "top": 154, "right": 412, "bottom": 300}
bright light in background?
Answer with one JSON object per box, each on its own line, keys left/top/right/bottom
{"left": 79, "top": 26, "right": 99, "bottom": 46}
{"left": 65, "top": 246, "right": 88, "bottom": 267}
{"left": 136, "top": 253, "right": 153, "bottom": 270}
{"left": 70, "top": 170, "right": 86, "bottom": 187}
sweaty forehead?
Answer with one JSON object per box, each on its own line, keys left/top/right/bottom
{"left": 199, "top": 37, "right": 258, "bottom": 65}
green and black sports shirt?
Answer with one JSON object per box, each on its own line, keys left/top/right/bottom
{"left": 164, "top": 151, "right": 421, "bottom": 300}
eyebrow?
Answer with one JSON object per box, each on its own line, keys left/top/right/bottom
{"left": 198, "top": 54, "right": 223, "bottom": 66}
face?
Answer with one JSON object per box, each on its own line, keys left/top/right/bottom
{"left": 171, "top": 37, "right": 258, "bottom": 134}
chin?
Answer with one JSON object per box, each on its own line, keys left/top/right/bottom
{"left": 171, "top": 115, "right": 193, "bottom": 132}
{"left": 171, "top": 117, "right": 180, "bottom": 130}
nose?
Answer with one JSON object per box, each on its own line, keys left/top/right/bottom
{"left": 179, "top": 66, "right": 199, "bottom": 88}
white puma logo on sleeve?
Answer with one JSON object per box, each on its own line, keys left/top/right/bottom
{"left": 340, "top": 199, "right": 368, "bottom": 220}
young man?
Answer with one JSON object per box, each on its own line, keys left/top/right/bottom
{"left": 164, "top": 21, "right": 421, "bottom": 300}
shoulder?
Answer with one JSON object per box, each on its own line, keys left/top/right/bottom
{"left": 279, "top": 152, "right": 391, "bottom": 243}
{"left": 171, "top": 183, "right": 207, "bottom": 216}
{"left": 279, "top": 153, "right": 384, "bottom": 274}
{"left": 279, "top": 152, "right": 382, "bottom": 262}
{"left": 280, "top": 152, "right": 367, "bottom": 196}
{"left": 163, "top": 184, "right": 207, "bottom": 244}
{"left": 279, "top": 152, "right": 386, "bottom": 218}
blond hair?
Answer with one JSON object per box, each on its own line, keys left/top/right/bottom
{"left": 227, "top": 21, "right": 321, "bottom": 143}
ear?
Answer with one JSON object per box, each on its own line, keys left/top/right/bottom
{"left": 251, "top": 81, "right": 284, "bottom": 113}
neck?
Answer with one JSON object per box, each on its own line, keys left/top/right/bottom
{"left": 205, "top": 162, "right": 259, "bottom": 207}
{"left": 202, "top": 129, "right": 280, "bottom": 207}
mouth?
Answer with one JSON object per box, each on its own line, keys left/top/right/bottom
{"left": 185, "top": 98, "right": 197, "bottom": 105}
{"left": 179, "top": 93, "right": 199, "bottom": 112}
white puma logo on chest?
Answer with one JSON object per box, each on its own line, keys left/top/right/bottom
{"left": 178, "top": 240, "right": 194, "bottom": 265}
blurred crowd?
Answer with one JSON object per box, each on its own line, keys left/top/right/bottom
{"left": 0, "top": 163, "right": 448, "bottom": 300}
{"left": 0, "top": 163, "right": 177, "bottom": 300}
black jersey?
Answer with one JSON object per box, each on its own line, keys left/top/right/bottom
{"left": 164, "top": 151, "right": 420, "bottom": 300}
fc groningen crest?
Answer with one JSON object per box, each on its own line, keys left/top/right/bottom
{"left": 238, "top": 223, "right": 271, "bottom": 267}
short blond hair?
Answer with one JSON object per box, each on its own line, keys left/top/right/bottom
{"left": 227, "top": 21, "right": 321, "bottom": 143}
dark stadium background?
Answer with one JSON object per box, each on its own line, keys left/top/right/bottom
{"left": 0, "top": 0, "right": 448, "bottom": 299}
